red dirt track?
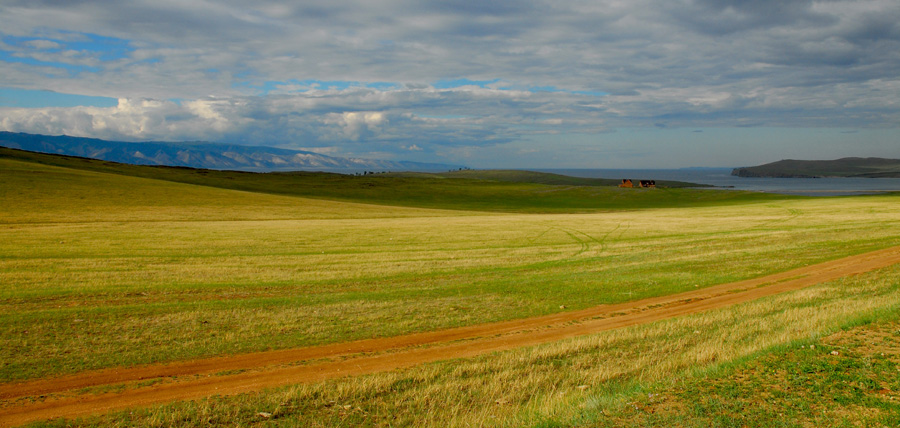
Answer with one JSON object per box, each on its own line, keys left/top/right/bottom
{"left": 3, "top": 246, "right": 900, "bottom": 427}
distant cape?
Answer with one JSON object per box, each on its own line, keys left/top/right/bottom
{"left": 732, "top": 157, "right": 900, "bottom": 178}
{"left": 0, "top": 131, "right": 464, "bottom": 172}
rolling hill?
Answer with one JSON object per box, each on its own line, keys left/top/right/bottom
{"left": 732, "top": 157, "right": 900, "bottom": 178}
{"left": 0, "top": 146, "right": 775, "bottom": 213}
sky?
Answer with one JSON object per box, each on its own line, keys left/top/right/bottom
{"left": 0, "top": 0, "right": 898, "bottom": 168}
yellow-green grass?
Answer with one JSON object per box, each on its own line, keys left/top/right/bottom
{"left": 35, "top": 260, "right": 900, "bottom": 427}
{"left": 585, "top": 315, "right": 900, "bottom": 427}
{"left": 3, "top": 156, "right": 900, "bottom": 385}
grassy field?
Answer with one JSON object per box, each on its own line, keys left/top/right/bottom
{"left": 35, "top": 265, "right": 900, "bottom": 428}
{"left": 2, "top": 149, "right": 900, "bottom": 426}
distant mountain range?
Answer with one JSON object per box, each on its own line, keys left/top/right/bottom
{"left": 732, "top": 157, "right": 900, "bottom": 178}
{"left": 0, "top": 132, "right": 464, "bottom": 172}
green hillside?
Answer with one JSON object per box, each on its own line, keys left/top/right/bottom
{"left": 0, "top": 146, "right": 782, "bottom": 212}
{"left": 733, "top": 157, "right": 900, "bottom": 178}
{"left": 411, "top": 169, "right": 701, "bottom": 188}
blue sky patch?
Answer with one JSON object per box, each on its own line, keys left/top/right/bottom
{"left": 62, "top": 33, "right": 133, "bottom": 61}
{"left": 433, "top": 78, "right": 504, "bottom": 89}
{"left": 0, "top": 49, "right": 100, "bottom": 74}
{"left": 232, "top": 77, "right": 603, "bottom": 98}
{"left": 0, "top": 87, "right": 118, "bottom": 108}
{"left": 1, "top": 32, "right": 133, "bottom": 75}
{"left": 415, "top": 114, "right": 471, "bottom": 119}
{"left": 571, "top": 90, "right": 608, "bottom": 97}
{"left": 237, "top": 79, "right": 402, "bottom": 95}
{"left": 524, "top": 85, "right": 607, "bottom": 97}
{"left": 431, "top": 79, "right": 606, "bottom": 96}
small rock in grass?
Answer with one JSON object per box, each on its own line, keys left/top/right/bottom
{"left": 559, "top": 305, "right": 567, "bottom": 309}
{"left": 831, "top": 350, "right": 840, "bottom": 356}
{"left": 257, "top": 412, "right": 272, "bottom": 418}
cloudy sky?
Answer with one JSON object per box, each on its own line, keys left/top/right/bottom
{"left": 1, "top": 0, "right": 898, "bottom": 168}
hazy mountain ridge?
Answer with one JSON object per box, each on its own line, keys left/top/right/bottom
{"left": 0, "top": 132, "right": 463, "bottom": 172}
{"left": 732, "top": 157, "right": 900, "bottom": 178}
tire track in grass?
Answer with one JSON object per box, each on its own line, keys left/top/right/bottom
{"left": 743, "top": 205, "right": 804, "bottom": 232}
{"left": 559, "top": 228, "right": 590, "bottom": 256}
{"left": 556, "top": 223, "right": 623, "bottom": 258}
{"left": 593, "top": 222, "right": 627, "bottom": 254}
{"left": 2, "top": 246, "right": 900, "bottom": 426}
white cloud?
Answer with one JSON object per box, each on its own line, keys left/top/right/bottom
{"left": 321, "top": 111, "right": 387, "bottom": 141}
{"left": 24, "top": 39, "right": 63, "bottom": 50}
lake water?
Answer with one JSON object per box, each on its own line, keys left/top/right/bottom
{"left": 537, "top": 168, "right": 900, "bottom": 196}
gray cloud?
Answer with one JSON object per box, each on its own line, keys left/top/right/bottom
{"left": 0, "top": 0, "right": 898, "bottom": 165}
{"left": 669, "top": 0, "right": 830, "bottom": 35}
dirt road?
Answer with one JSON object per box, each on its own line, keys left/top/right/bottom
{"left": 3, "top": 246, "right": 900, "bottom": 426}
